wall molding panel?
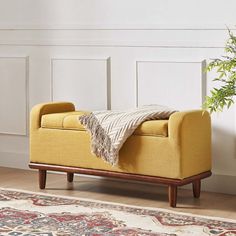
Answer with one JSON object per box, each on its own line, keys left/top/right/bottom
{"left": 50, "top": 57, "right": 111, "bottom": 110}
{"left": 135, "top": 60, "right": 207, "bottom": 110}
{"left": 0, "top": 27, "right": 233, "bottom": 48}
{"left": 0, "top": 23, "right": 235, "bottom": 30}
{"left": 0, "top": 56, "right": 29, "bottom": 136}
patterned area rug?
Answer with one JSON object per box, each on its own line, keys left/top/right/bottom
{"left": 0, "top": 188, "right": 235, "bottom": 236}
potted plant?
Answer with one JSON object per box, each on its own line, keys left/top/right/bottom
{"left": 204, "top": 30, "right": 236, "bottom": 112}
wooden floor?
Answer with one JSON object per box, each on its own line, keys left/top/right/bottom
{"left": 0, "top": 167, "right": 235, "bottom": 220}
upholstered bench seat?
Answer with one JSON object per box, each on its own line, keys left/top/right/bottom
{"left": 41, "top": 111, "right": 169, "bottom": 137}
{"left": 29, "top": 102, "right": 212, "bottom": 207}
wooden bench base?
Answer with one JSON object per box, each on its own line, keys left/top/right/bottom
{"left": 29, "top": 163, "right": 211, "bottom": 207}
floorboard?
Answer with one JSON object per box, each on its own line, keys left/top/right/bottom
{"left": 0, "top": 167, "right": 235, "bottom": 220}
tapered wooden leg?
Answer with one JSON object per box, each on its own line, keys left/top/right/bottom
{"left": 168, "top": 185, "right": 177, "bottom": 207}
{"left": 67, "top": 172, "right": 74, "bottom": 182}
{"left": 39, "top": 170, "right": 47, "bottom": 189}
{"left": 192, "top": 179, "right": 201, "bottom": 198}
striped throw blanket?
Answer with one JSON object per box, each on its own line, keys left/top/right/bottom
{"left": 79, "top": 105, "right": 176, "bottom": 166}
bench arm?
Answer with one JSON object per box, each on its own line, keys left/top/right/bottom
{"left": 30, "top": 102, "right": 75, "bottom": 131}
{"left": 169, "top": 110, "right": 211, "bottom": 141}
{"left": 168, "top": 110, "right": 211, "bottom": 177}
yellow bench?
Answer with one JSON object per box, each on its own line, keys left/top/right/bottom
{"left": 29, "top": 102, "right": 212, "bottom": 207}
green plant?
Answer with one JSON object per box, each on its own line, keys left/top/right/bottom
{"left": 203, "top": 30, "right": 236, "bottom": 113}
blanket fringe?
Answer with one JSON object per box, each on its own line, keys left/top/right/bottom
{"left": 79, "top": 114, "right": 118, "bottom": 166}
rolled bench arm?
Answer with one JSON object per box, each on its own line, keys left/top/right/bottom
{"left": 30, "top": 102, "right": 75, "bottom": 131}
{"left": 168, "top": 110, "right": 211, "bottom": 142}
{"left": 168, "top": 110, "right": 212, "bottom": 178}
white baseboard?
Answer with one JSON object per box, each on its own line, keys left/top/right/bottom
{"left": 194, "top": 173, "right": 236, "bottom": 195}
{"left": 180, "top": 174, "right": 236, "bottom": 195}
{"left": 0, "top": 151, "right": 29, "bottom": 170}
{"left": 0, "top": 151, "right": 235, "bottom": 195}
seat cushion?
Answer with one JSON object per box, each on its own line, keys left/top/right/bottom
{"left": 41, "top": 111, "right": 169, "bottom": 137}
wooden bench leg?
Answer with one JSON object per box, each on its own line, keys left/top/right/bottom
{"left": 67, "top": 173, "right": 74, "bottom": 182}
{"left": 39, "top": 170, "right": 47, "bottom": 189}
{"left": 192, "top": 179, "right": 201, "bottom": 198}
{"left": 168, "top": 185, "right": 177, "bottom": 207}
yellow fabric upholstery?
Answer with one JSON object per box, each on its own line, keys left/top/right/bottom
{"left": 41, "top": 111, "right": 169, "bottom": 137}
{"left": 30, "top": 102, "right": 212, "bottom": 179}
{"left": 134, "top": 119, "right": 168, "bottom": 137}
{"left": 41, "top": 111, "right": 89, "bottom": 131}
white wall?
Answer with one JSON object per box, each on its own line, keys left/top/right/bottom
{"left": 0, "top": 0, "right": 236, "bottom": 194}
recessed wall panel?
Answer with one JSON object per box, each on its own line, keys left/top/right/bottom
{"left": 137, "top": 61, "right": 206, "bottom": 110}
{"left": 52, "top": 58, "right": 109, "bottom": 110}
{"left": 0, "top": 57, "right": 27, "bottom": 135}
